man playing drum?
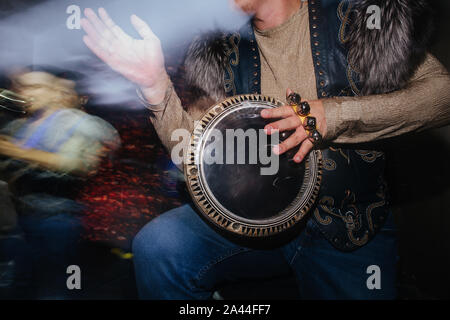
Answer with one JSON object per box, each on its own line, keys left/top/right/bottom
{"left": 81, "top": 0, "right": 450, "bottom": 299}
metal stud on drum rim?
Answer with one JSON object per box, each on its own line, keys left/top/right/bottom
{"left": 184, "top": 94, "right": 323, "bottom": 238}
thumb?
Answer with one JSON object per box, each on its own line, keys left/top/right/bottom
{"left": 131, "top": 14, "right": 156, "bottom": 40}
{"left": 286, "top": 88, "right": 294, "bottom": 99}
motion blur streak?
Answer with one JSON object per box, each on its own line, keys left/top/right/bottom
{"left": 0, "top": 0, "right": 247, "bottom": 107}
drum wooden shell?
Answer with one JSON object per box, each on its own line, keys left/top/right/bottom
{"left": 184, "top": 94, "right": 322, "bottom": 238}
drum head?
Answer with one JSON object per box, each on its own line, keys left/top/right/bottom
{"left": 184, "top": 95, "right": 322, "bottom": 238}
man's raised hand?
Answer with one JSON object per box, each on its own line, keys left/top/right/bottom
{"left": 81, "top": 8, "right": 169, "bottom": 104}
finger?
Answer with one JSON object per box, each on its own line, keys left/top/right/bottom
{"left": 98, "top": 7, "right": 130, "bottom": 41}
{"left": 286, "top": 88, "right": 294, "bottom": 99}
{"left": 81, "top": 18, "right": 100, "bottom": 42}
{"left": 84, "top": 8, "right": 106, "bottom": 34}
{"left": 81, "top": 19, "right": 117, "bottom": 59}
{"left": 264, "top": 115, "right": 301, "bottom": 134}
{"left": 83, "top": 35, "right": 112, "bottom": 64}
{"left": 131, "top": 14, "right": 156, "bottom": 40}
{"left": 261, "top": 105, "right": 294, "bottom": 119}
{"left": 85, "top": 8, "right": 114, "bottom": 42}
{"left": 293, "top": 139, "right": 314, "bottom": 163}
{"left": 98, "top": 7, "right": 116, "bottom": 29}
{"left": 273, "top": 127, "right": 307, "bottom": 155}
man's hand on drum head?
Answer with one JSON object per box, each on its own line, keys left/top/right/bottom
{"left": 81, "top": 8, "right": 169, "bottom": 104}
{"left": 261, "top": 89, "right": 327, "bottom": 163}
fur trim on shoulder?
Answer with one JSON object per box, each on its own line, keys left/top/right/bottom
{"left": 184, "top": 31, "right": 229, "bottom": 102}
{"left": 348, "top": 0, "right": 433, "bottom": 95}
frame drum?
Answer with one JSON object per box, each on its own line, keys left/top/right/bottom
{"left": 184, "top": 94, "right": 322, "bottom": 238}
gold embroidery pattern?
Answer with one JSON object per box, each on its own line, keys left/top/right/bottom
{"left": 315, "top": 152, "right": 388, "bottom": 247}
{"left": 355, "top": 150, "right": 385, "bottom": 163}
{"left": 346, "top": 61, "right": 361, "bottom": 95}
{"left": 319, "top": 196, "right": 339, "bottom": 215}
{"left": 337, "top": 0, "right": 353, "bottom": 44}
{"left": 323, "top": 158, "right": 337, "bottom": 171}
{"left": 314, "top": 190, "right": 384, "bottom": 247}
{"left": 314, "top": 208, "right": 333, "bottom": 225}
{"left": 344, "top": 210, "right": 359, "bottom": 231}
{"left": 337, "top": 1, "right": 361, "bottom": 95}
{"left": 329, "top": 147, "right": 350, "bottom": 164}
{"left": 365, "top": 200, "right": 385, "bottom": 233}
{"left": 342, "top": 192, "right": 370, "bottom": 247}
{"left": 347, "top": 229, "right": 369, "bottom": 246}
{"left": 224, "top": 33, "right": 240, "bottom": 96}
{"left": 315, "top": 196, "right": 340, "bottom": 226}
{"left": 226, "top": 34, "right": 240, "bottom": 66}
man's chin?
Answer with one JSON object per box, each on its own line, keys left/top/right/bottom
{"left": 231, "top": 0, "right": 257, "bottom": 15}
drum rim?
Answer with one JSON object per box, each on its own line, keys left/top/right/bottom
{"left": 184, "top": 94, "right": 323, "bottom": 238}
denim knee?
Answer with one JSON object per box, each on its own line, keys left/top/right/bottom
{"left": 132, "top": 216, "right": 169, "bottom": 266}
{"left": 132, "top": 206, "right": 197, "bottom": 270}
{"left": 132, "top": 206, "right": 206, "bottom": 299}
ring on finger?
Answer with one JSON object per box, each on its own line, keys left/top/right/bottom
{"left": 304, "top": 116, "right": 317, "bottom": 131}
{"left": 291, "top": 101, "right": 311, "bottom": 117}
{"left": 307, "top": 129, "right": 323, "bottom": 143}
{"left": 288, "top": 92, "right": 322, "bottom": 145}
{"left": 287, "top": 92, "right": 301, "bottom": 106}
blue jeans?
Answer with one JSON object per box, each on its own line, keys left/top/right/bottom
{"left": 132, "top": 204, "right": 398, "bottom": 300}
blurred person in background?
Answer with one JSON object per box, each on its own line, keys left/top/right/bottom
{"left": 0, "top": 67, "right": 120, "bottom": 298}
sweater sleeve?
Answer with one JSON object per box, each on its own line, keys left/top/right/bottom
{"left": 322, "top": 54, "right": 450, "bottom": 144}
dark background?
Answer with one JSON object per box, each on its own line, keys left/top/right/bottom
{"left": 389, "top": 0, "right": 450, "bottom": 299}
{"left": 0, "top": 0, "right": 449, "bottom": 299}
